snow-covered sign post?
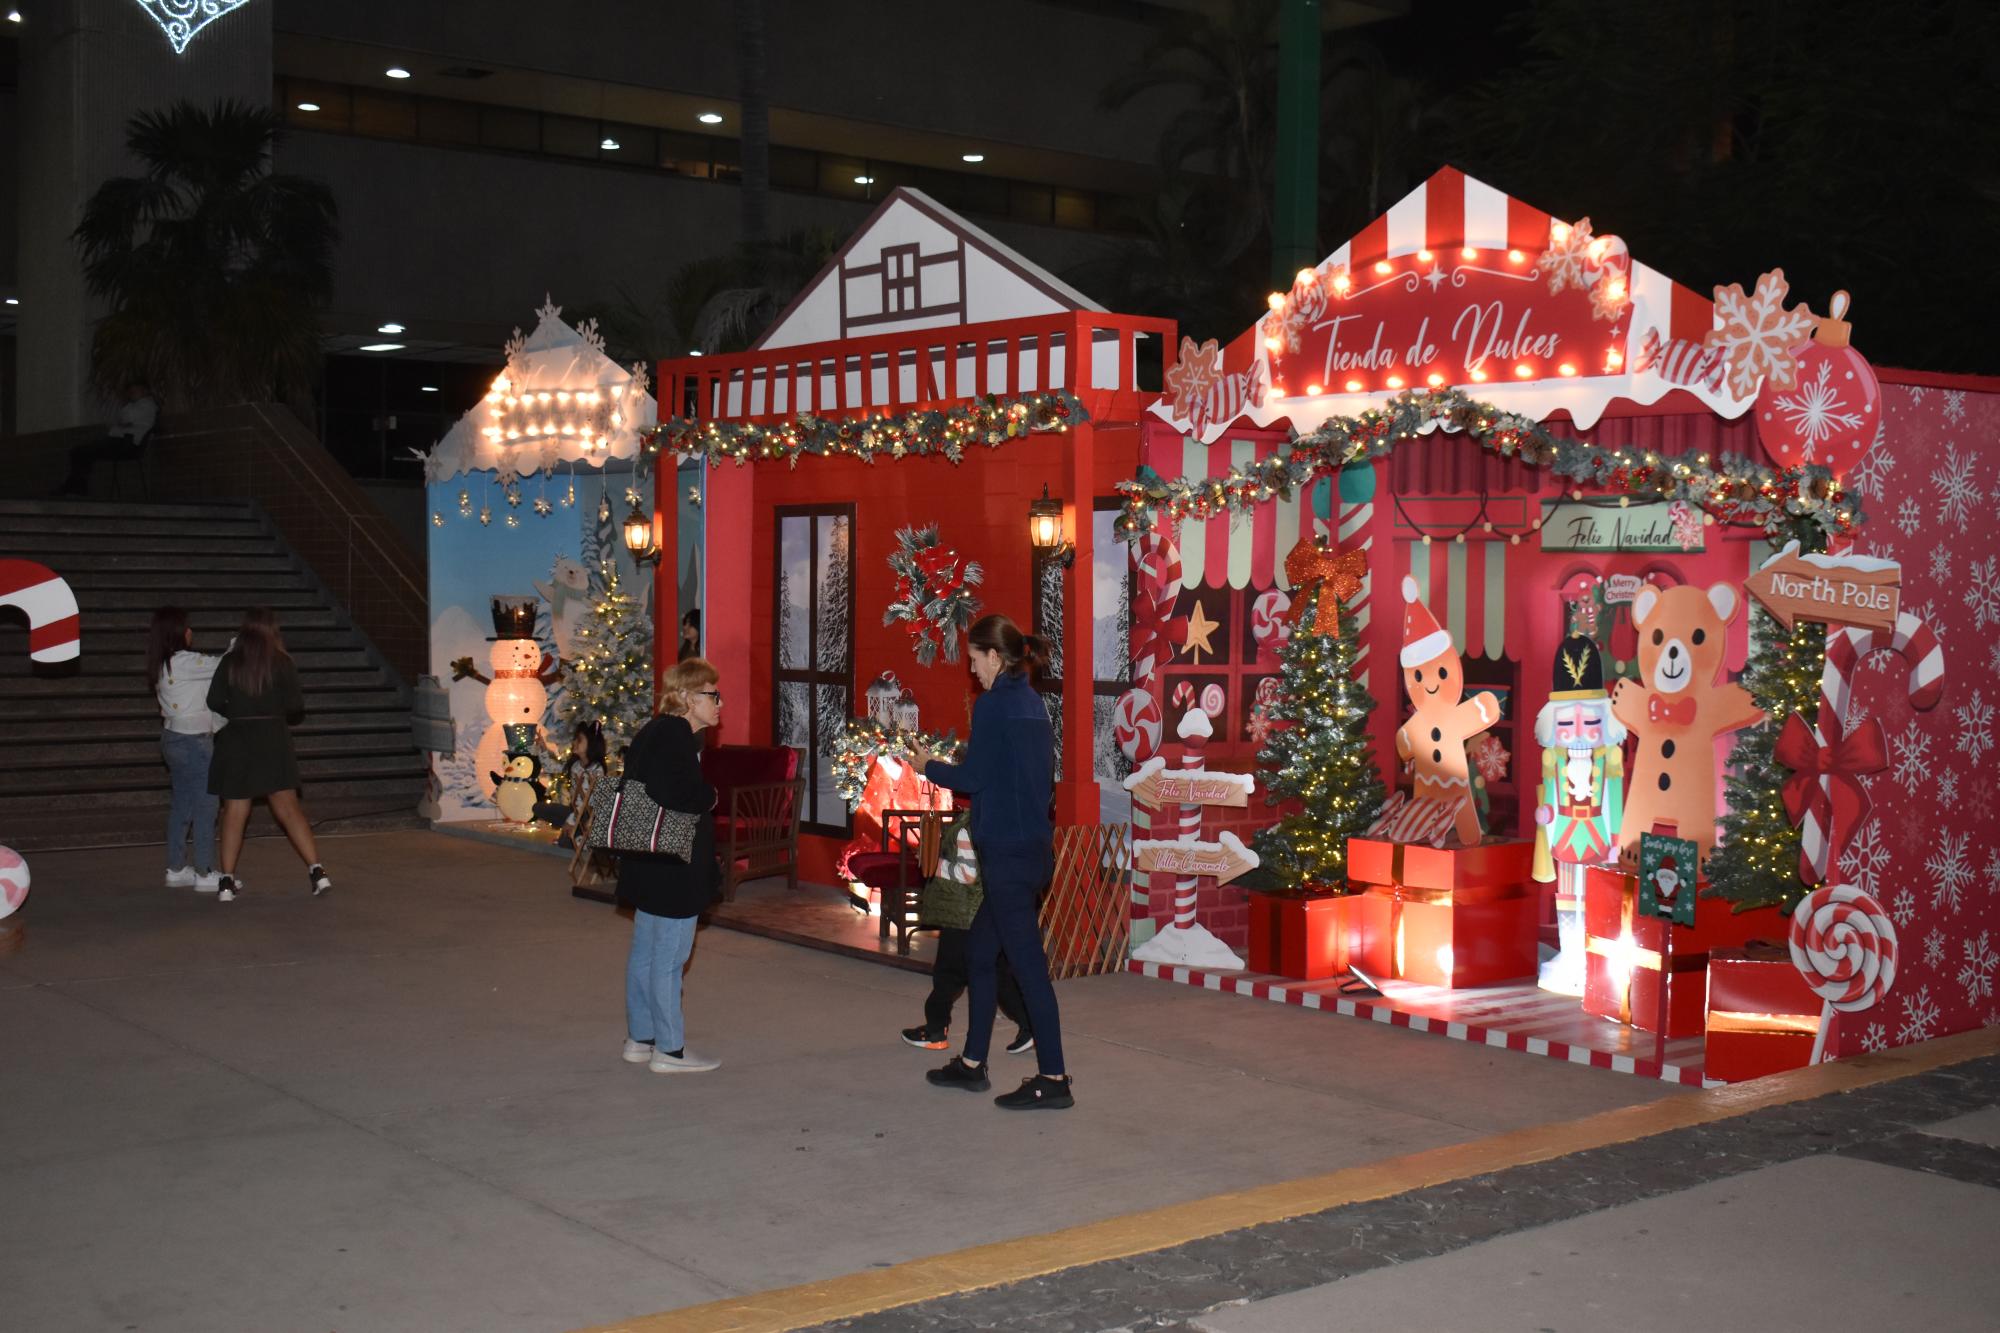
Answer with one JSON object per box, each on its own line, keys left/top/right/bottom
{"left": 1126, "top": 699, "right": 1258, "bottom": 969}
{"left": 1746, "top": 541, "right": 1901, "bottom": 634}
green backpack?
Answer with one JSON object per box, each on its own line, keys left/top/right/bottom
{"left": 919, "top": 809, "right": 984, "bottom": 931}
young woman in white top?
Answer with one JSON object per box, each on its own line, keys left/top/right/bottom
{"left": 147, "top": 606, "right": 224, "bottom": 891}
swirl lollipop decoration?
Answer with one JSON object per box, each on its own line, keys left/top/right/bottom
{"left": 1788, "top": 883, "right": 1898, "bottom": 1064}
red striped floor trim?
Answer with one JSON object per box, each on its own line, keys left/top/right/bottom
{"left": 1129, "top": 961, "right": 1710, "bottom": 1087}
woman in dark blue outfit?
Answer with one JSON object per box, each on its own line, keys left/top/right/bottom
{"left": 917, "top": 614, "right": 1073, "bottom": 1110}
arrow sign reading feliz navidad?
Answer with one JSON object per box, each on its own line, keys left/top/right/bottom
{"left": 1121, "top": 756, "right": 1255, "bottom": 809}
{"left": 1745, "top": 541, "right": 1901, "bottom": 633}
{"left": 1133, "top": 832, "right": 1261, "bottom": 886}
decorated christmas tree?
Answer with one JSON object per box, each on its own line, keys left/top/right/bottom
{"left": 1254, "top": 591, "right": 1384, "bottom": 890}
{"left": 559, "top": 563, "right": 655, "bottom": 763}
{"left": 1707, "top": 604, "right": 1825, "bottom": 913}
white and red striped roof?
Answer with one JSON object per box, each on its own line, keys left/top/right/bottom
{"left": 1154, "top": 166, "right": 1753, "bottom": 441}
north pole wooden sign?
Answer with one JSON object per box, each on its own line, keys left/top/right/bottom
{"left": 1745, "top": 541, "right": 1901, "bottom": 633}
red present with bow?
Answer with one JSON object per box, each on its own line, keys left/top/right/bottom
{"left": 1775, "top": 710, "right": 1888, "bottom": 883}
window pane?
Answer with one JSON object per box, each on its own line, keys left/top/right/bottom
{"left": 351, "top": 91, "right": 417, "bottom": 139}
{"left": 1093, "top": 509, "right": 1132, "bottom": 684}
{"left": 1092, "top": 692, "right": 1131, "bottom": 783}
{"left": 659, "top": 130, "right": 716, "bottom": 178}
{"left": 813, "top": 683, "right": 849, "bottom": 830}
{"left": 778, "top": 516, "right": 810, "bottom": 670}
{"left": 418, "top": 99, "right": 481, "bottom": 146}
{"left": 1042, "top": 690, "right": 1063, "bottom": 783}
{"left": 814, "top": 513, "right": 852, "bottom": 673}
{"left": 1037, "top": 557, "right": 1064, "bottom": 682}
{"left": 599, "top": 122, "right": 654, "bottom": 162}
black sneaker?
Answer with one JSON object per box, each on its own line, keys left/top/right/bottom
{"left": 1004, "top": 1029, "right": 1035, "bottom": 1055}
{"left": 216, "top": 875, "right": 238, "bottom": 903}
{"left": 308, "top": 864, "right": 332, "bottom": 897}
{"left": 995, "top": 1074, "right": 1073, "bottom": 1110}
{"left": 902, "top": 1025, "right": 950, "bottom": 1050}
{"left": 925, "top": 1056, "right": 990, "bottom": 1091}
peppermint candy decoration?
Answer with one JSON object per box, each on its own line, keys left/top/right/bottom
{"left": 1251, "top": 589, "right": 1292, "bottom": 656}
{"left": 0, "top": 844, "right": 28, "bottom": 921}
{"left": 1788, "top": 883, "right": 1897, "bottom": 1014}
{"left": 1199, "top": 683, "right": 1226, "bottom": 718}
{"left": 1113, "top": 688, "right": 1163, "bottom": 763}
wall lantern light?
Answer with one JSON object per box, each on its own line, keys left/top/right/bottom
{"left": 1029, "top": 484, "right": 1073, "bottom": 567}
{"left": 623, "top": 504, "right": 659, "bottom": 564}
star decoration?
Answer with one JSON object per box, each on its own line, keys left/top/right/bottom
{"left": 1424, "top": 266, "right": 1447, "bottom": 291}
{"left": 1181, "top": 598, "right": 1220, "bottom": 663}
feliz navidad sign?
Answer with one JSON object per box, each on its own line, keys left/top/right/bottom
{"left": 1539, "top": 500, "right": 1705, "bottom": 553}
{"left": 1745, "top": 542, "right": 1901, "bottom": 633}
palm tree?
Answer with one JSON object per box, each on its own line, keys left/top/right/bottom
{"left": 73, "top": 99, "right": 338, "bottom": 410}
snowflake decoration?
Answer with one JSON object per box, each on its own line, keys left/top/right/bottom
{"left": 533, "top": 497, "right": 553, "bottom": 518}
{"left": 1706, "top": 268, "right": 1815, "bottom": 397}
{"left": 431, "top": 512, "right": 444, "bottom": 528}
{"left": 1960, "top": 932, "right": 1997, "bottom": 1010}
{"left": 1965, "top": 557, "right": 2000, "bottom": 632}
{"left": 1926, "top": 828, "right": 1973, "bottom": 914}
{"left": 1668, "top": 500, "right": 1704, "bottom": 552}
{"left": 479, "top": 505, "right": 492, "bottom": 527}
{"left": 563, "top": 483, "right": 576, "bottom": 508}
{"left": 1472, "top": 732, "right": 1510, "bottom": 784}
{"left": 1911, "top": 600, "right": 1949, "bottom": 651}
{"left": 1988, "top": 639, "right": 2000, "bottom": 679}
{"left": 1930, "top": 545, "right": 1953, "bottom": 583}
{"left": 1930, "top": 443, "right": 1983, "bottom": 532}
{"left": 1943, "top": 388, "right": 1967, "bottom": 422}
{"left": 496, "top": 462, "right": 521, "bottom": 491}
{"left": 1937, "top": 767, "right": 1960, "bottom": 805}
{"left": 504, "top": 513, "right": 519, "bottom": 528}
{"left": 1896, "top": 985, "right": 1942, "bottom": 1046}
{"left": 1770, "top": 358, "right": 1865, "bottom": 459}
{"left": 1847, "top": 422, "right": 1894, "bottom": 500}
{"left": 1839, "top": 819, "right": 1890, "bottom": 898}
{"left": 1543, "top": 217, "right": 1596, "bottom": 295}
{"left": 1259, "top": 270, "right": 1329, "bottom": 357}
{"left": 1955, "top": 689, "right": 1995, "bottom": 764}
{"left": 624, "top": 487, "right": 643, "bottom": 508}
{"left": 1891, "top": 721, "right": 1932, "bottom": 787}
{"left": 1923, "top": 929, "right": 1946, "bottom": 970}
{"left": 1859, "top": 1022, "right": 1888, "bottom": 1053}
{"left": 1895, "top": 498, "right": 1922, "bottom": 535}
{"left": 1889, "top": 886, "right": 1916, "bottom": 927}
{"left": 505, "top": 486, "right": 523, "bottom": 508}
{"left": 133, "top": 0, "right": 255, "bottom": 54}
{"left": 1987, "top": 850, "right": 2000, "bottom": 897}
{"left": 1166, "top": 337, "right": 1226, "bottom": 432}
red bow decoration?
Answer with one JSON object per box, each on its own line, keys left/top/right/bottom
{"left": 1282, "top": 539, "right": 1367, "bottom": 637}
{"left": 1647, "top": 694, "right": 1697, "bottom": 728}
{"left": 1775, "top": 710, "right": 1888, "bottom": 880}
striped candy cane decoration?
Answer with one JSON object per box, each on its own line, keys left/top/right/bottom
{"left": 1131, "top": 531, "right": 1182, "bottom": 690}
{"left": 0, "top": 559, "right": 81, "bottom": 663}
{"left": 1802, "top": 611, "right": 1944, "bottom": 882}
{"left": 1334, "top": 463, "right": 1374, "bottom": 690}
{"left": 1173, "top": 692, "right": 1209, "bottom": 930}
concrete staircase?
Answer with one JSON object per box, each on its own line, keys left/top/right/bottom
{"left": 0, "top": 499, "right": 427, "bottom": 853}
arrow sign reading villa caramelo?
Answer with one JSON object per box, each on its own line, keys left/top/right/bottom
{"left": 1745, "top": 541, "right": 1901, "bottom": 633}
{"left": 1121, "top": 757, "right": 1255, "bottom": 810}
{"left": 1133, "top": 832, "right": 1260, "bottom": 886}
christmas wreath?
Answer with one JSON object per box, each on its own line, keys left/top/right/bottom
{"left": 884, "top": 525, "right": 983, "bottom": 666}
{"left": 832, "top": 718, "right": 965, "bottom": 804}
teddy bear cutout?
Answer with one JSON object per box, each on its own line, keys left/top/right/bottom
{"left": 1373, "top": 576, "right": 1501, "bottom": 847}
{"left": 1611, "top": 581, "right": 1764, "bottom": 867}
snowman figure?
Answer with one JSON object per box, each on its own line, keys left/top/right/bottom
{"left": 455, "top": 597, "right": 561, "bottom": 810}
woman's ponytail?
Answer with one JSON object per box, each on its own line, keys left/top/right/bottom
{"left": 969, "top": 614, "right": 1045, "bottom": 677}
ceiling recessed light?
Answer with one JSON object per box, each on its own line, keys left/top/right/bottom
{"left": 5, "top": 10, "right": 21, "bottom": 22}
{"left": 359, "top": 343, "right": 404, "bottom": 352}
{"left": 420, "top": 385, "right": 440, "bottom": 393}
{"left": 697, "top": 111, "right": 723, "bottom": 125}
{"left": 296, "top": 102, "right": 321, "bottom": 112}
{"left": 385, "top": 66, "right": 411, "bottom": 79}
{"left": 961, "top": 153, "right": 985, "bottom": 164}
{"left": 600, "top": 137, "right": 620, "bottom": 151}
{"left": 854, "top": 175, "right": 873, "bottom": 185}
{"left": 3, "top": 297, "right": 17, "bottom": 306}
{"left": 377, "top": 322, "right": 405, "bottom": 334}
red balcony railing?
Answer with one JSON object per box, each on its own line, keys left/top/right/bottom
{"left": 658, "top": 311, "right": 1176, "bottom": 427}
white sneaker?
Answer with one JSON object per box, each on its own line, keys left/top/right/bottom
{"left": 165, "top": 866, "right": 196, "bottom": 888}
{"left": 648, "top": 1049, "right": 720, "bottom": 1074}
{"left": 194, "top": 872, "right": 222, "bottom": 893}
{"left": 621, "top": 1038, "right": 655, "bottom": 1064}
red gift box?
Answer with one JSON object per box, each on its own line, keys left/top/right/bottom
{"left": 1704, "top": 945, "right": 1823, "bottom": 1082}
{"left": 1247, "top": 891, "right": 1355, "bottom": 981}
{"left": 1581, "top": 867, "right": 1785, "bottom": 1038}
{"left": 1342, "top": 838, "right": 1538, "bottom": 988}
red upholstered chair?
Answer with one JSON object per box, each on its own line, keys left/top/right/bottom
{"left": 699, "top": 744, "right": 805, "bottom": 900}
{"left": 844, "top": 808, "right": 936, "bottom": 956}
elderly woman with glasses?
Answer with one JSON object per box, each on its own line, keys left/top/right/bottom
{"left": 616, "top": 657, "right": 726, "bottom": 1074}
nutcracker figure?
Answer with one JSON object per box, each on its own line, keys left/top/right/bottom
{"left": 1531, "top": 634, "right": 1627, "bottom": 995}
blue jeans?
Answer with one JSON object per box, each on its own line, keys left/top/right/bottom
{"left": 161, "top": 730, "right": 218, "bottom": 873}
{"left": 964, "top": 840, "right": 1064, "bottom": 1076}
{"left": 626, "top": 910, "right": 699, "bottom": 1052}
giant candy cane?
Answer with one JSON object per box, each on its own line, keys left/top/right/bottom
{"left": 1800, "top": 611, "right": 1943, "bottom": 883}
{"left": 0, "top": 559, "right": 81, "bottom": 663}
{"left": 1131, "top": 531, "right": 1183, "bottom": 691}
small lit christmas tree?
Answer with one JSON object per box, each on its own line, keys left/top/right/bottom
{"left": 1708, "top": 604, "right": 1825, "bottom": 913}
{"left": 559, "top": 563, "right": 655, "bottom": 763}
{"left": 1254, "top": 590, "right": 1385, "bottom": 890}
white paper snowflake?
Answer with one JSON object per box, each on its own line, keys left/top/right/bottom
{"left": 1987, "top": 850, "right": 2000, "bottom": 896}
{"left": 1897, "top": 985, "right": 1942, "bottom": 1045}
{"left": 1889, "top": 885, "right": 1917, "bottom": 927}
{"left": 1927, "top": 829, "right": 1973, "bottom": 914}
{"left": 1770, "top": 358, "right": 1865, "bottom": 459}
{"left": 1955, "top": 689, "right": 1995, "bottom": 764}
{"left": 1943, "top": 389, "right": 1967, "bottom": 422}
{"left": 1892, "top": 722, "right": 1933, "bottom": 786}
{"left": 1839, "top": 819, "right": 1890, "bottom": 897}
{"left": 1847, "top": 423, "right": 1894, "bottom": 500}
{"left": 1960, "top": 931, "right": 1997, "bottom": 1010}
{"left": 1931, "top": 443, "right": 1984, "bottom": 532}
{"left": 1860, "top": 1021, "right": 1889, "bottom": 1052}
{"left": 1966, "top": 557, "right": 2000, "bottom": 632}
{"left": 1895, "top": 497, "right": 1923, "bottom": 535}
{"left": 1707, "top": 269, "right": 1815, "bottom": 397}
{"left": 1938, "top": 768, "right": 1961, "bottom": 805}
{"left": 1930, "top": 545, "right": 1954, "bottom": 583}
{"left": 1924, "top": 929, "right": 1947, "bottom": 970}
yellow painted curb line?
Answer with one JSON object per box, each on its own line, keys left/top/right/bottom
{"left": 573, "top": 1026, "right": 2000, "bottom": 1333}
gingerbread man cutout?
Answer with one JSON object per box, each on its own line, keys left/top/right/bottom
{"left": 1394, "top": 576, "right": 1500, "bottom": 846}
{"left": 1611, "top": 581, "right": 1765, "bottom": 867}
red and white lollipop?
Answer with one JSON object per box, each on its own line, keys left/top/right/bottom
{"left": 1789, "top": 882, "right": 1898, "bottom": 1064}
{"left": 0, "top": 844, "right": 28, "bottom": 921}
{"left": 1251, "top": 590, "right": 1292, "bottom": 658}
{"left": 1113, "top": 688, "right": 1163, "bottom": 763}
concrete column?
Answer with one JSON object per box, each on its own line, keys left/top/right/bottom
{"left": 14, "top": 0, "right": 271, "bottom": 431}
